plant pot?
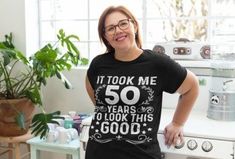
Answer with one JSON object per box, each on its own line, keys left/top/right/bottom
{"left": 0, "top": 98, "right": 35, "bottom": 136}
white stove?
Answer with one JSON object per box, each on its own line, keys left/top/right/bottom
{"left": 152, "top": 41, "right": 235, "bottom": 158}
{"left": 158, "top": 109, "right": 235, "bottom": 159}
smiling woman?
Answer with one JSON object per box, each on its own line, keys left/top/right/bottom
{"left": 98, "top": 7, "right": 142, "bottom": 56}
{"left": 84, "top": 5, "right": 199, "bottom": 159}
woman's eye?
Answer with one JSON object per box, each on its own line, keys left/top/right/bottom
{"left": 120, "top": 22, "right": 128, "bottom": 27}
{"left": 107, "top": 26, "right": 115, "bottom": 32}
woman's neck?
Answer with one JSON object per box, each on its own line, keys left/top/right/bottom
{"left": 114, "top": 47, "right": 143, "bottom": 62}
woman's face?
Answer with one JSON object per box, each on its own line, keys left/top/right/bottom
{"left": 104, "top": 11, "right": 137, "bottom": 52}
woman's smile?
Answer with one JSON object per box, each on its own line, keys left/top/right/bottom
{"left": 115, "top": 34, "right": 127, "bottom": 41}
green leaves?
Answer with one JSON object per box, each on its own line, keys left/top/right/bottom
{"left": 35, "top": 44, "right": 57, "bottom": 63}
{"left": 57, "top": 29, "right": 82, "bottom": 66}
{"left": 32, "top": 29, "right": 87, "bottom": 83}
{"left": 3, "top": 33, "right": 15, "bottom": 49}
{"left": 31, "top": 111, "right": 64, "bottom": 139}
{"left": 79, "top": 57, "right": 89, "bottom": 65}
{"left": 1, "top": 29, "right": 88, "bottom": 138}
{"left": 25, "top": 86, "right": 42, "bottom": 105}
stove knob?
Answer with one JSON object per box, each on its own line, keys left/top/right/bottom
{"left": 174, "top": 140, "right": 185, "bottom": 149}
{"left": 153, "top": 45, "right": 165, "bottom": 54}
{"left": 200, "top": 45, "right": 210, "bottom": 59}
{"left": 187, "top": 139, "right": 198, "bottom": 150}
{"left": 202, "top": 141, "right": 213, "bottom": 152}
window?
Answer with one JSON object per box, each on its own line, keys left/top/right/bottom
{"left": 38, "top": 0, "right": 235, "bottom": 64}
{"left": 210, "top": 0, "right": 235, "bottom": 57}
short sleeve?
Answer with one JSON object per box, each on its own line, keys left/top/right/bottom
{"left": 87, "top": 58, "right": 97, "bottom": 90}
{"left": 162, "top": 57, "right": 187, "bottom": 93}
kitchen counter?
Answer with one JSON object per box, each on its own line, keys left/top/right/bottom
{"left": 159, "top": 108, "right": 235, "bottom": 141}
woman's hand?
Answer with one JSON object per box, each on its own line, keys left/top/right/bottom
{"left": 163, "top": 122, "right": 184, "bottom": 147}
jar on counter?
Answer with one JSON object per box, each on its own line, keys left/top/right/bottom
{"left": 207, "top": 60, "right": 235, "bottom": 121}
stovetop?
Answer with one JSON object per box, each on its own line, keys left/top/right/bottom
{"left": 159, "top": 108, "right": 235, "bottom": 141}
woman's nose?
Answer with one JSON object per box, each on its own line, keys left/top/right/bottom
{"left": 115, "top": 26, "right": 122, "bottom": 33}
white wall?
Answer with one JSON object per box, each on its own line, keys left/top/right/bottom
{"left": 0, "top": 0, "right": 26, "bottom": 52}
{"left": 41, "top": 68, "right": 94, "bottom": 114}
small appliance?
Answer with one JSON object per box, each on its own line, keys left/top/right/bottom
{"left": 153, "top": 38, "right": 211, "bottom": 60}
{"left": 208, "top": 60, "right": 235, "bottom": 121}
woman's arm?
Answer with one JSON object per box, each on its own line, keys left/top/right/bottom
{"left": 164, "top": 70, "right": 199, "bottom": 146}
{"left": 85, "top": 76, "right": 96, "bottom": 105}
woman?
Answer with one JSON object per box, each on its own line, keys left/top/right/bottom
{"left": 85, "top": 5, "right": 199, "bottom": 159}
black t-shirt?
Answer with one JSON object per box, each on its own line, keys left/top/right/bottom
{"left": 86, "top": 49, "right": 187, "bottom": 159}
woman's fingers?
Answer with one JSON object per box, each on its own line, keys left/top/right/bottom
{"left": 165, "top": 132, "right": 183, "bottom": 147}
{"left": 164, "top": 123, "right": 184, "bottom": 147}
{"left": 164, "top": 127, "right": 175, "bottom": 146}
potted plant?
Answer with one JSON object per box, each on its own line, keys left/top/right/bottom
{"left": 0, "top": 29, "right": 88, "bottom": 138}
